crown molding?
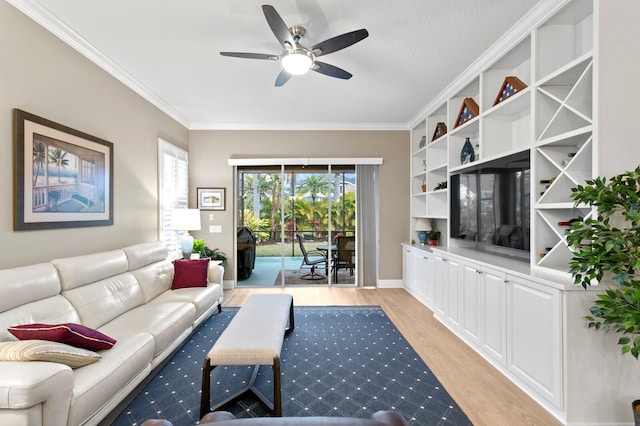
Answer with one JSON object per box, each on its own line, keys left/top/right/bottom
{"left": 7, "top": 0, "right": 191, "bottom": 128}
{"left": 189, "top": 121, "right": 410, "bottom": 131}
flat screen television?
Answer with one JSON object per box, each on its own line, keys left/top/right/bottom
{"left": 450, "top": 150, "right": 530, "bottom": 257}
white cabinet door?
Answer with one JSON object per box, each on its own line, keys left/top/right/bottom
{"left": 461, "top": 261, "right": 482, "bottom": 347}
{"left": 482, "top": 268, "right": 507, "bottom": 366}
{"left": 433, "top": 255, "right": 448, "bottom": 317}
{"left": 445, "top": 256, "right": 462, "bottom": 329}
{"left": 403, "top": 246, "right": 435, "bottom": 309}
{"left": 423, "top": 252, "right": 436, "bottom": 308}
{"left": 402, "top": 247, "right": 416, "bottom": 294}
{"left": 414, "top": 252, "right": 428, "bottom": 304}
{"left": 507, "top": 275, "right": 562, "bottom": 408}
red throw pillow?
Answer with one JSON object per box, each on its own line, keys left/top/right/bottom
{"left": 8, "top": 323, "right": 116, "bottom": 351}
{"left": 171, "top": 258, "right": 210, "bottom": 289}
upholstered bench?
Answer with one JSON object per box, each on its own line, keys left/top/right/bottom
{"left": 200, "top": 294, "right": 294, "bottom": 418}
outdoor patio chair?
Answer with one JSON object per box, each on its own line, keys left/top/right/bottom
{"left": 332, "top": 235, "right": 355, "bottom": 283}
{"left": 296, "top": 234, "right": 328, "bottom": 280}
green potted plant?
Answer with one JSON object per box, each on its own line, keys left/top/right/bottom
{"left": 200, "top": 246, "right": 228, "bottom": 268}
{"left": 427, "top": 230, "right": 441, "bottom": 246}
{"left": 192, "top": 239, "right": 206, "bottom": 258}
{"left": 568, "top": 166, "right": 640, "bottom": 424}
{"left": 567, "top": 165, "right": 640, "bottom": 360}
{"left": 192, "top": 239, "right": 228, "bottom": 267}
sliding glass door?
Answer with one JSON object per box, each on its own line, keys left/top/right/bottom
{"left": 236, "top": 165, "right": 356, "bottom": 287}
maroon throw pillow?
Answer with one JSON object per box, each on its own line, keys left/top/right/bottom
{"left": 7, "top": 323, "right": 116, "bottom": 351}
{"left": 171, "top": 258, "right": 210, "bottom": 289}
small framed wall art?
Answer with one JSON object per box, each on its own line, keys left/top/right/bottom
{"left": 454, "top": 98, "right": 479, "bottom": 128}
{"left": 197, "top": 187, "right": 226, "bottom": 211}
{"left": 493, "top": 76, "right": 527, "bottom": 106}
{"left": 13, "top": 109, "right": 114, "bottom": 230}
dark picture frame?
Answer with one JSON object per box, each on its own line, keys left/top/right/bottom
{"left": 197, "top": 187, "right": 226, "bottom": 211}
{"left": 13, "top": 109, "right": 114, "bottom": 230}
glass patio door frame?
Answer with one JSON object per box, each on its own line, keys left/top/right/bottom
{"left": 234, "top": 163, "right": 357, "bottom": 287}
{"left": 231, "top": 157, "right": 381, "bottom": 288}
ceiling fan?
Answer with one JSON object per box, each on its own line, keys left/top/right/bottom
{"left": 220, "top": 5, "right": 369, "bottom": 87}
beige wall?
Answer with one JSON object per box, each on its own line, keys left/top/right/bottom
{"left": 189, "top": 130, "right": 410, "bottom": 282}
{"left": 0, "top": 2, "right": 188, "bottom": 268}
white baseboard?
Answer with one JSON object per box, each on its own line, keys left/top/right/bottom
{"left": 224, "top": 279, "right": 404, "bottom": 289}
{"left": 377, "top": 279, "right": 404, "bottom": 288}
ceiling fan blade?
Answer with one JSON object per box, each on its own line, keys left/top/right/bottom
{"left": 312, "top": 61, "right": 352, "bottom": 80}
{"left": 262, "top": 5, "right": 296, "bottom": 49}
{"left": 220, "top": 52, "right": 278, "bottom": 61}
{"left": 311, "top": 29, "right": 369, "bottom": 57}
{"left": 275, "top": 70, "right": 292, "bottom": 87}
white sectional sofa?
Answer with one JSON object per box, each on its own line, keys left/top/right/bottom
{"left": 0, "top": 242, "right": 224, "bottom": 426}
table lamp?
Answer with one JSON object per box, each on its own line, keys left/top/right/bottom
{"left": 171, "top": 209, "right": 201, "bottom": 259}
{"left": 415, "top": 218, "right": 432, "bottom": 246}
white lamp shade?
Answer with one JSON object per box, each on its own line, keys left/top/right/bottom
{"left": 415, "top": 218, "right": 432, "bottom": 232}
{"left": 281, "top": 49, "right": 313, "bottom": 75}
{"left": 171, "top": 209, "right": 201, "bottom": 231}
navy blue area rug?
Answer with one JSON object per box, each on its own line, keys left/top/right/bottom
{"left": 112, "top": 306, "right": 471, "bottom": 426}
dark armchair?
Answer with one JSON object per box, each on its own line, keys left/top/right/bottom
{"left": 296, "top": 234, "right": 328, "bottom": 280}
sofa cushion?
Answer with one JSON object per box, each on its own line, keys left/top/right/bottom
{"left": 62, "top": 272, "right": 145, "bottom": 330}
{"left": 151, "top": 283, "right": 222, "bottom": 322}
{"left": 0, "top": 295, "right": 82, "bottom": 343}
{"left": 0, "top": 263, "right": 61, "bottom": 314}
{"left": 8, "top": 323, "right": 116, "bottom": 351}
{"left": 171, "top": 259, "right": 210, "bottom": 289}
{"left": 130, "top": 260, "right": 174, "bottom": 303}
{"left": 123, "top": 242, "right": 169, "bottom": 271}
{"left": 0, "top": 340, "right": 100, "bottom": 368}
{"left": 99, "top": 302, "right": 195, "bottom": 357}
{"left": 68, "top": 332, "right": 155, "bottom": 426}
{"left": 52, "top": 249, "right": 129, "bottom": 291}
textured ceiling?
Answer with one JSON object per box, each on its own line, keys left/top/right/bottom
{"left": 8, "top": 0, "right": 541, "bottom": 130}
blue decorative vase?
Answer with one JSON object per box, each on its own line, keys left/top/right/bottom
{"left": 460, "top": 137, "right": 474, "bottom": 164}
{"left": 417, "top": 231, "right": 428, "bottom": 245}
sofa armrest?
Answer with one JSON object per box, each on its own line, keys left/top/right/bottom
{"left": 208, "top": 263, "right": 224, "bottom": 287}
{"left": 0, "top": 362, "right": 74, "bottom": 426}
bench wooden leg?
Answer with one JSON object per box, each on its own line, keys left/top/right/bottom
{"left": 273, "top": 356, "right": 282, "bottom": 416}
{"left": 200, "top": 357, "right": 212, "bottom": 418}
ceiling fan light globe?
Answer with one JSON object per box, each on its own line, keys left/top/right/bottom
{"left": 281, "top": 49, "right": 313, "bottom": 75}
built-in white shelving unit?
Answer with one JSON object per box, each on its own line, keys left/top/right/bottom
{"left": 409, "top": 0, "right": 596, "bottom": 278}
{"left": 407, "top": 1, "right": 640, "bottom": 424}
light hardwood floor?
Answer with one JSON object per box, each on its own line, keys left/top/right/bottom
{"left": 223, "top": 287, "right": 561, "bottom": 426}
